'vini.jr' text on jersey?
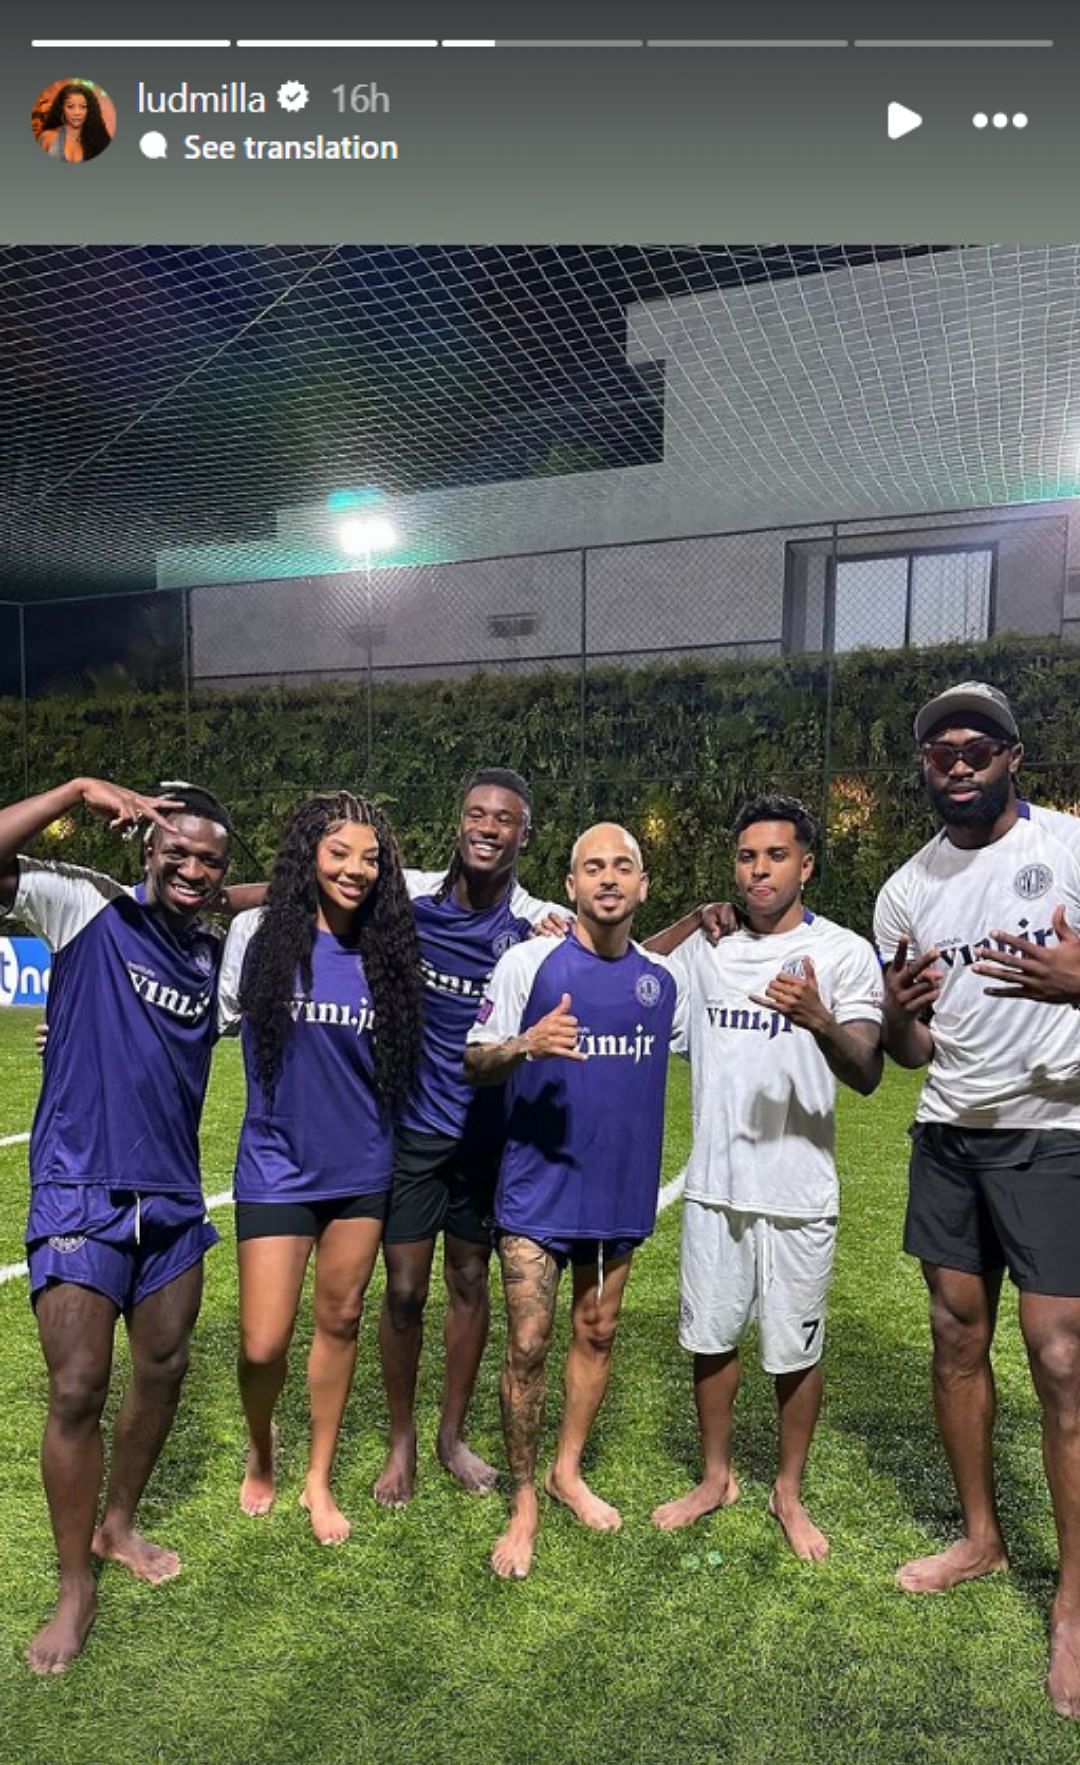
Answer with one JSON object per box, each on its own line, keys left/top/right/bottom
{"left": 401, "top": 869, "right": 563, "bottom": 1143}
{"left": 13, "top": 858, "right": 223, "bottom": 1195}
{"left": 668, "top": 911, "right": 883, "bottom": 1219}
{"left": 467, "top": 931, "right": 682, "bottom": 1241}
{"left": 220, "top": 911, "right": 394, "bottom": 1202}
{"left": 875, "top": 802, "right": 1080, "bottom": 1130}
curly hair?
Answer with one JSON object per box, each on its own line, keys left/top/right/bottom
{"left": 239, "top": 793, "right": 423, "bottom": 1112}
{"left": 42, "top": 83, "right": 111, "bottom": 160}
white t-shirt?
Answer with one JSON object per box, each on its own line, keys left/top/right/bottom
{"left": 668, "top": 911, "right": 883, "bottom": 1219}
{"left": 874, "top": 802, "right": 1080, "bottom": 1129}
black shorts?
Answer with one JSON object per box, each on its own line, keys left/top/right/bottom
{"left": 235, "top": 1192, "right": 388, "bottom": 1242}
{"left": 382, "top": 1128, "right": 500, "bottom": 1248}
{"left": 905, "top": 1123, "right": 1080, "bottom": 1296}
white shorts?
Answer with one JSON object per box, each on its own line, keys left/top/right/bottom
{"left": 678, "top": 1200, "right": 837, "bottom": 1374}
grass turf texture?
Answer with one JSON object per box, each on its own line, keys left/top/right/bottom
{"left": 0, "top": 1006, "right": 1075, "bottom": 1765}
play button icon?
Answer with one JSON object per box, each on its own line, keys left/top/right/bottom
{"left": 888, "top": 101, "right": 923, "bottom": 139}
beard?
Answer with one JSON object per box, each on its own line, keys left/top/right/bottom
{"left": 926, "top": 769, "right": 1013, "bottom": 829}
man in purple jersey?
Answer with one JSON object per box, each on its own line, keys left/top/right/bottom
{"left": 376, "top": 768, "right": 569, "bottom": 1506}
{"left": 0, "top": 775, "right": 233, "bottom": 1674}
{"left": 465, "top": 823, "right": 681, "bottom": 1580}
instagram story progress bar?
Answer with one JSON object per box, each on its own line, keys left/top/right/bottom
{"left": 15, "top": 26, "right": 1072, "bottom": 241}
{"left": 30, "top": 37, "right": 1057, "bottom": 49}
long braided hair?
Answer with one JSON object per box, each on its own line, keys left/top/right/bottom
{"left": 239, "top": 793, "right": 423, "bottom": 1111}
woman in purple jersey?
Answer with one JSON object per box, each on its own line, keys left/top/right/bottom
{"left": 224, "top": 793, "right": 422, "bottom": 1544}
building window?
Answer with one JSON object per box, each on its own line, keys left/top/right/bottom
{"left": 777, "top": 542, "right": 997, "bottom": 655}
{"left": 829, "top": 547, "right": 994, "bottom": 653}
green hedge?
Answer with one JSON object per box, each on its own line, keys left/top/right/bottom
{"left": 3, "top": 636, "right": 1080, "bottom": 940}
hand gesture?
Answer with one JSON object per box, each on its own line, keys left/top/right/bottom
{"left": 972, "top": 907, "right": 1080, "bottom": 1004}
{"left": 750, "top": 954, "right": 830, "bottom": 1032}
{"left": 699, "top": 901, "right": 740, "bottom": 945}
{"left": 883, "top": 938, "right": 943, "bottom": 1019}
{"left": 79, "top": 779, "right": 183, "bottom": 836}
{"left": 523, "top": 992, "right": 587, "bottom": 1061}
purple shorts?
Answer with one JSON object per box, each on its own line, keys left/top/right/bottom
{"left": 499, "top": 1230, "right": 643, "bottom": 1270}
{"left": 26, "top": 1186, "right": 218, "bottom": 1313}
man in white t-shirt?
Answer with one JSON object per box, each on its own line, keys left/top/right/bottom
{"left": 649, "top": 794, "right": 883, "bottom": 1560}
{"left": 875, "top": 679, "right": 1080, "bottom": 1720}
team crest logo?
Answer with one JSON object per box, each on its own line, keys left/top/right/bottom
{"left": 635, "top": 973, "right": 662, "bottom": 1008}
{"left": 493, "top": 932, "right": 520, "bottom": 957}
{"left": 48, "top": 1235, "right": 86, "bottom": 1254}
{"left": 1014, "top": 864, "right": 1052, "bottom": 901}
{"left": 781, "top": 956, "right": 807, "bottom": 978}
{"left": 679, "top": 1296, "right": 695, "bottom": 1330}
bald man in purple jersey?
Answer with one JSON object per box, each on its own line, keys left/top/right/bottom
{"left": 0, "top": 776, "right": 234, "bottom": 1674}
{"left": 466, "top": 824, "right": 682, "bottom": 1580}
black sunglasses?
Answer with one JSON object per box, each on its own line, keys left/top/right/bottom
{"left": 920, "top": 738, "right": 1010, "bottom": 772}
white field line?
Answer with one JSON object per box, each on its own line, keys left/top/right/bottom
{"left": 0, "top": 1173, "right": 687, "bottom": 1288}
{"left": 657, "top": 1168, "right": 686, "bottom": 1213}
{"left": 0, "top": 1133, "right": 30, "bottom": 1148}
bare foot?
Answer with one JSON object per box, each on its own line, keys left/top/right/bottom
{"left": 544, "top": 1467, "right": 622, "bottom": 1532}
{"left": 491, "top": 1488, "right": 539, "bottom": 1580}
{"left": 1048, "top": 1600, "right": 1080, "bottom": 1719}
{"left": 25, "top": 1579, "right": 96, "bottom": 1675}
{"left": 91, "top": 1521, "right": 181, "bottom": 1584}
{"left": 652, "top": 1471, "right": 740, "bottom": 1532}
{"left": 437, "top": 1434, "right": 498, "bottom": 1495}
{"left": 373, "top": 1433, "right": 417, "bottom": 1508}
{"left": 768, "top": 1487, "right": 830, "bottom": 1562}
{"left": 240, "top": 1423, "right": 278, "bottom": 1517}
{"left": 895, "top": 1537, "right": 1008, "bottom": 1594}
{"left": 300, "top": 1483, "right": 352, "bottom": 1547}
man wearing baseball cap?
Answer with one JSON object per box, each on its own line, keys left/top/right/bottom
{"left": 875, "top": 680, "right": 1080, "bottom": 1719}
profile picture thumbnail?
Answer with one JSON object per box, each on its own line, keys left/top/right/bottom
{"left": 31, "top": 78, "right": 116, "bottom": 164}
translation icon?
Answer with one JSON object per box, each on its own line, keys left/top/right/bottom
{"left": 887, "top": 102, "right": 922, "bottom": 141}
{"left": 139, "top": 130, "right": 168, "bottom": 159}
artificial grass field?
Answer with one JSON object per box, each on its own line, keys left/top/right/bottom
{"left": 0, "top": 1008, "right": 1077, "bottom": 1765}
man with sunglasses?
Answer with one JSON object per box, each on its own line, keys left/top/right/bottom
{"left": 874, "top": 681, "right": 1080, "bottom": 1719}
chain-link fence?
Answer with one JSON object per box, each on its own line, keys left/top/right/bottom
{"left": 2, "top": 499, "right": 1076, "bottom": 931}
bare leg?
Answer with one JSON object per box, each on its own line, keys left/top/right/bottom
{"left": 769, "top": 1363, "right": 828, "bottom": 1561}
{"left": 897, "top": 1263, "right": 1009, "bottom": 1593}
{"left": 26, "top": 1283, "right": 116, "bottom": 1673}
{"left": 236, "top": 1235, "right": 313, "bottom": 1515}
{"left": 652, "top": 1351, "right": 741, "bottom": 1530}
{"left": 1020, "top": 1293, "right": 1080, "bottom": 1719}
{"left": 94, "top": 1259, "right": 204, "bottom": 1583}
{"left": 546, "top": 1253, "right": 633, "bottom": 1533}
{"left": 491, "top": 1235, "right": 559, "bottom": 1580}
{"left": 438, "top": 1233, "right": 497, "bottom": 1493}
{"left": 301, "top": 1216, "right": 383, "bottom": 1545}
{"left": 375, "top": 1238, "right": 435, "bottom": 1506}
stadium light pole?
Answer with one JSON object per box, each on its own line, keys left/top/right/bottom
{"left": 338, "top": 514, "right": 399, "bottom": 779}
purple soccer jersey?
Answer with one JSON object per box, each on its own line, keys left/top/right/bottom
{"left": 400, "top": 870, "right": 561, "bottom": 1143}
{"left": 221, "top": 915, "right": 394, "bottom": 1202}
{"left": 14, "top": 859, "right": 223, "bottom": 1197}
{"left": 467, "top": 931, "right": 681, "bottom": 1241}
